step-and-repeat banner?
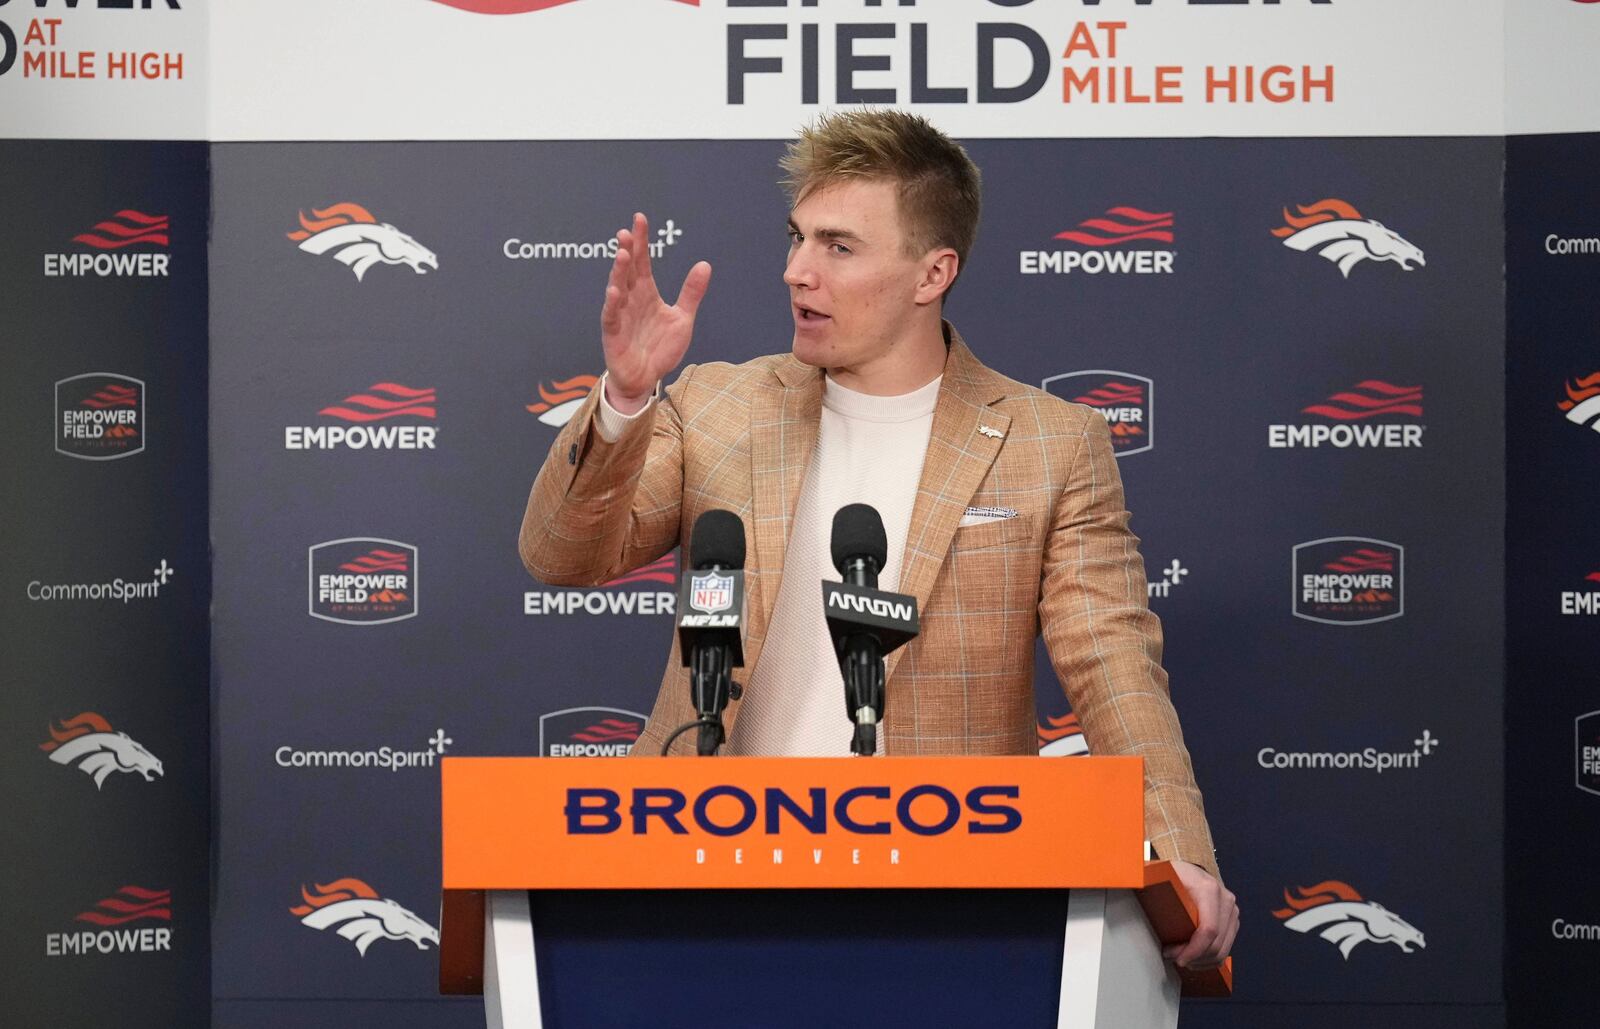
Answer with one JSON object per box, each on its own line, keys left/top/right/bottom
{"left": 3, "top": 0, "right": 1598, "bottom": 1026}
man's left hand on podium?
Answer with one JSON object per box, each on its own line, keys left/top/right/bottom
{"left": 1162, "top": 859, "right": 1239, "bottom": 970}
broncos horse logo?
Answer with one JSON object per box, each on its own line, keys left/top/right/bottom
{"left": 290, "top": 877, "right": 439, "bottom": 956}
{"left": 288, "top": 202, "right": 439, "bottom": 282}
{"left": 1272, "top": 199, "right": 1425, "bottom": 278}
{"left": 40, "top": 712, "right": 163, "bottom": 789}
{"left": 1273, "top": 880, "right": 1425, "bottom": 959}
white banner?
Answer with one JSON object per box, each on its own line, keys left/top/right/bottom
{"left": 204, "top": 0, "right": 1505, "bottom": 141}
{"left": 1505, "top": 0, "right": 1600, "bottom": 136}
{"left": 0, "top": 0, "right": 205, "bottom": 140}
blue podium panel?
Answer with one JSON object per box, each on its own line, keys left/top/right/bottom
{"left": 529, "top": 888, "right": 1070, "bottom": 1028}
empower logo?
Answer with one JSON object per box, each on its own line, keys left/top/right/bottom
{"left": 46, "top": 886, "right": 172, "bottom": 957}
{"left": 288, "top": 203, "right": 438, "bottom": 281}
{"left": 526, "top": 375, "right": 599, "bottom": 427}
{"left": 1268, "top": 380, "right": 1424, "bottom": 449}
{"left": 1273, "top": 199, "right": 1424, "bottom": 278}
{"left": 1019, "top": 206, "right": 1174, "bottom": 275}
{"left": 1558, "top": 371, "right": 1600, "bottom": 436}
{"left": 1292, "top": 538, "right": 1403, "bottom": 625}
{"left": 524, "top": 553, "right": 677, "bottom": 616}
{"left": 1042, "top": 371, "right": 1152, "bottom": 457}
{"left": 1578, "top": 711, "right": 1600, "bottom": 797}
{"left": 539, "top": 707, "right": 645, "bottom": 757}
{"left": 285, "top": 383, "right": 438, "bottom": 450}
{"left": 290, "top": 878, "right": 438, "bottom": 956}
{"left": 40, "top": 712, "right": 163, "bottom": 789}
{"left": 44, "top": 210, "right": 170, "bottom": 278}
{"left": 56, "top": 374, "right": 144, "bottom": 460}
{"left": 1560, "top": 569, "right": 1600, "bottom": 616}
{"left": 1273, "top": 881, "right": 1424, "bottom": 959}
{"left": 309, "top": 539, "right": 418, "bottom": 625}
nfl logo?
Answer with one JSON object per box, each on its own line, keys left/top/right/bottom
{"left": 690, "top": 573, "right": 734, "bottom": 614}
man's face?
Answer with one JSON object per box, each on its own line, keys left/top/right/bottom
{"left": 784, "top": 178, "right": 932, "bottom": 376}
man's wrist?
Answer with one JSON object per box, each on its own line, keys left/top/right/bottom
{"left": 604, "top": 377, "right": 654, "bottom": 416}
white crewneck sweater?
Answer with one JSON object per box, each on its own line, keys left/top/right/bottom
{"left": 598, "top": 371, "right": 941, "bottom": 756}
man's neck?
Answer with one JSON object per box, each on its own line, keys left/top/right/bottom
{"left": 826, "top": 319, "right": 949, "bottom": 396}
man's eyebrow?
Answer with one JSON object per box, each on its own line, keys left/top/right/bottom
{"left": 787, "top": 219, "right": 864, "bottom": 243}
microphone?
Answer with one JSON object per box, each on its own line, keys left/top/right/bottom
{"left": 675, "top": 509, "right": 747, "bottom": 756}
{"left": 824, "top": 504, "right": 919, "bottom": 756}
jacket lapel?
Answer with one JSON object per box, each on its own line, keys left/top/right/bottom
{"left": 744, "top": 356, "right": 823, "bottom": 668}
{"left": 885, "top": 330, "right": 1011, "bottom": 687}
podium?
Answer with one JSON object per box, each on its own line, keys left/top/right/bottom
{"left": 439, "top": 757, "right": 1231, "bottom": 1028}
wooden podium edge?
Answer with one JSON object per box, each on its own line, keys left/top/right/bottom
{"left": 1137, "top": 860, "right": 1235, "bottom": 997}
{"left": 440, "top": 889, "right": 485, "bottom": 995}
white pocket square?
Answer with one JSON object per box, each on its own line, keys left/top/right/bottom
{"left": 959, "top": 506, "right": 1018, "bottom": 527}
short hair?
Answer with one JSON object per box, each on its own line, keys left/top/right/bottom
{"left": 780, "top": 110, "right": 982, "bottom": 292}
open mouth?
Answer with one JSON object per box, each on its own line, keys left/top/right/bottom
{"left": 794, "top": 303, "right": 830, "bottom": 324}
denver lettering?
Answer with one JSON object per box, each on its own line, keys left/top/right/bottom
{"left": 565, "top": 784, "right": 1022, "bottom": 837}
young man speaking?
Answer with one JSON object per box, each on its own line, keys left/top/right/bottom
{"left": 520, "top": 110, "right": 1238, "bottom": 968}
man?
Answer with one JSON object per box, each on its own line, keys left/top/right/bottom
{"left": 520, "top": 111, "right": 1238, "bottom": 968}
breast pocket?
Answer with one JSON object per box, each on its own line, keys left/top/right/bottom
{"left": 951, "top": 514, "right": 1034, "bottom": 553}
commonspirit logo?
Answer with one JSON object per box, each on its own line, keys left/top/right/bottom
{"left": 41, "top": 712, "right": 163, "bottom": 789}
{"left": 290, "top": 877, "right": 438, "bottom": 956}
{"left": 288, "top": 203, "right": 438, "bottom": 282}
{"left": 1273, "top": 880, "right": 1424, "bottom": 960}
{"left": 56, "top": 373, "right": 144, "bottom": 460}
{"left": 1267, "top": 380, "right": 1424, "bottom": 449}
{"left": 275, "top": 727, "right": 451, "bottom": 772}
{"left": 46, "top": 886, "right": 172, "bottom": 958}
{"left": 285, "top": 382, "right": 438, "bottom": 451}
{"left": 524, "top": 553, "right": 678, "bottom": 616}
{"left": 1042, "top": 371, "right": 1152, "bottom": 457}
{"left": 504, "top": 218, "right": 684, "bottom": 264}
{"left": 44, "top": 210, "right": 170, "bottom": 278}
{"left": 1257, "top": 729, "right": 1439, "bottom": 775}
{"left": 26, "top": 559, "right": 175, "bottom": 605}
{"left": 1018, "top": 206, "right": 1174, "bottom": 276}
{"left": 1272, "top": 199, "right": 1424, "bottom": 278}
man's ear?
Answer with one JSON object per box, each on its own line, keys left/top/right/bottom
{"left": 914, "top": 249, "right": 960, "bottom": 306}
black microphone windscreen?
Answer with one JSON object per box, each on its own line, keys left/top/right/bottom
{"left": 831, "top": 503, "right": 888, "bottom": 576}
{"left": 689, "top": 509, "right": 746, "bottom": 570}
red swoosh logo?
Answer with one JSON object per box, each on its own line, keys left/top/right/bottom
{"left": 430, "top": 0, "right": 696, "bottom": 12}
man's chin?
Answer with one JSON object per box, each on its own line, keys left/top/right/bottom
{"left": 791, "top": 335, "right": 830, "bottom": 368}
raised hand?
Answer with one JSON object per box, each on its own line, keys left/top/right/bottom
{"left": 600, "top": 212, "right": 712, "bottom": 414}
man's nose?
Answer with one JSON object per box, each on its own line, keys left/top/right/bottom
{"left": 784, "top": 247, "right": 817, "bottom": 289}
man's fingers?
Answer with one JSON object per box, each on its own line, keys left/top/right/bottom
{"left": 675, "top": 261, "right": 712, "bottom": 319}
{"left": 601, "top": 284, "right": 623, "bottom": 335}
{"left": 616, "top": 233, "right": 636, "bottom": 291}
{"left": 633, "top": 212, "right": 656, "bottom": 284}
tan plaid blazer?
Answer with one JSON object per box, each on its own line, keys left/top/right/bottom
{"left": 520, "top": 325, "right": 1218, "bottom": 875}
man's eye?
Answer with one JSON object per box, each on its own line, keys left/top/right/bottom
{"left": 787, "top": 230, "right": 802, "bottom": 244}
{"left": 831, "top": 243, "right": 851, "bottom": 255}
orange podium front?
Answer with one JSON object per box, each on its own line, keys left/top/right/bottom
{"left": 441, "top": 755, "right": 1145, "bottom": 892}
{"left": 439, "top": 755, "right": 1226, "bottom": 1028}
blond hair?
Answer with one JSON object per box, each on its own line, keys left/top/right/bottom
{"left": 780, "top": 110, "right": 982, "bottom": 292}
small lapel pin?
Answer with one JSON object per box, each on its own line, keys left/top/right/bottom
{"left": 978, "top": 425, "right": 1003, "bottom": 439}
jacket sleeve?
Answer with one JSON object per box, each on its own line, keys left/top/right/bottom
{"left": 518, "top": 367, "right": 695, "bottom": 588}
{"left": 1037, "top": 410, "right": 1220, "bottom": 879}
